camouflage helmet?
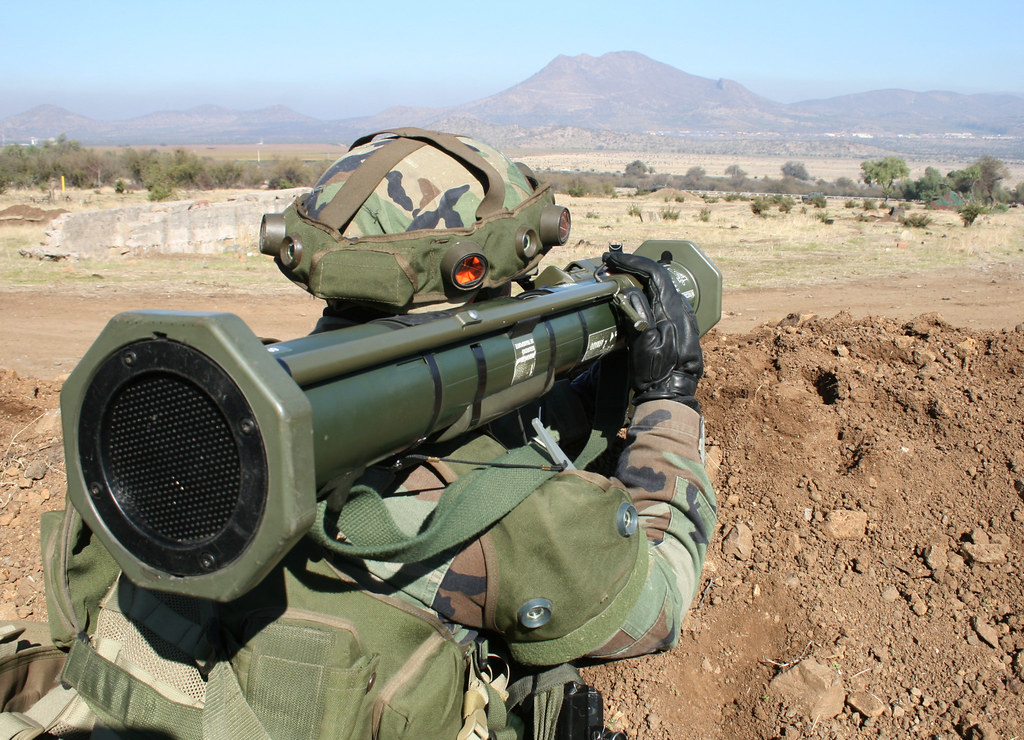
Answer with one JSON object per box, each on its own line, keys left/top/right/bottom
{"left": 260, "top": 128, "right": 571, "bottom": 311}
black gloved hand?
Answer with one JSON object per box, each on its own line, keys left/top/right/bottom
{"left": 603, "top": 251, "right": 704, "bottom": 412}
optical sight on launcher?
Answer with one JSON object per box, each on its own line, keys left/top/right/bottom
{"left": 61, "top": 241, "right": 721, "bottom": 602}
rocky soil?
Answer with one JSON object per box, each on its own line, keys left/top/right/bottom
{"left": 2, "top": 305, "right": 1023, "bottom": 739}
{"left": 589, "top": 312, "right": 1024, "bottom": 739}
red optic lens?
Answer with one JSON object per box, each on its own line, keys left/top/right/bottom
{"left": 454, "top": 255, "right": 486, "bottom": 287}
{"left": 557, "top": 209, "right": 571, "bottom": 244}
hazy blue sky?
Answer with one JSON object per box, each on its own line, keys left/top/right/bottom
{"left": 2, "top": 0, "right": 1021, "bottom": 121}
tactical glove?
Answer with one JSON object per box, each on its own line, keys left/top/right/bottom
{"left": 603, "top": 251, "right": 704, "bottom": 412}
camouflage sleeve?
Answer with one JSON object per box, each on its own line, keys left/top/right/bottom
{"left": 586, "top": 399, "right": 717, "bottom": 660}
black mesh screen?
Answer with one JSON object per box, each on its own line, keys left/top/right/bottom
{"left": 79, "top": 339, "right": 268, "bottom": 577}
{"left": 104, "top": 374, "right": 241, "bottom": 545}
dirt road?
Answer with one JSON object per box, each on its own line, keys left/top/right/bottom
{"left": 2, "top": 263, "right": 1022, "bottom": 380}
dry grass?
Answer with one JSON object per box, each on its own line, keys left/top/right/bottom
{"left": 3, "top": 186, "right": 1023, "bottom": 292}
{"left": 543, "top": 192, "right": 1024, "bottom": 289}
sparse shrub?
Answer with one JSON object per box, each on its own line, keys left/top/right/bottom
{"left": 585, "top": 211, "right": 599, "bottom": 219}
{"left": 627, "top": 203, "right": 642, "bottom": 219}
{"left": 814, "top": 211, "right": 834, "bottom": 224}
{"left": 959, "top": 202, "right": 987, "bottom": 227}
{"left": 660, "top": 207, "right": 680, "bottom": 220}
{"left": 863, "top": 199, "right": 877, "bottom": 210}
{"left": 674, "top": 195, "right": 685, "bottom": 203}
{"left": 147, "top": 181, "right": 176, "bottom": 202}
{"left": 845, "top": 199, "right": 858, "bottom": 209}
{"left": 775, "top": 196, "right": 796, "bottom": 213}
{"left": 701, "top": 195, "right": 719, "bottom": 204}
{"left": 697, "top": 207, "right": 711, "bottom": 222}
{"left": 114, "top": 178, "right": 127, "bottom": 194}
{"left": 265, "top": 157, "right": 316, "bottom": 189}
{"left": 808, "top": 194, "right": 827, "bottom": 209}
{"left": 751, "top": 197, "right": 771, "bottom": 217}
{"left": 781, "top": 161, "right": 810, "bottom": 180}
{"left": 901, "top": 213, "right": 932, "bottom": 228}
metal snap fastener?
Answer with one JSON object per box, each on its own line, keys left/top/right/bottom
{"left": 617, "top": 502, "right": 639, "bottom": 537}
{"left": 366, "top": 671, "right": 376, "bottom": 692}
{"left": 517, "top": 598, "right": 553, "bottom": 629}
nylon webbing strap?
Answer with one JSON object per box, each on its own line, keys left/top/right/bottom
{"left": 0, "top": 681, "right": 79, "bottom": 740}
{"left": 0, "top": 712, "right": 42, "bottom": 739}
{"left": 307, "top": 135, "right": 426, "bottom": 233}
{"left": 201, "top": 660, "right": 272, "bottom": 739}
{"left": 309, "top": 443, "right": 562, "bottom": 562}
{"left": 348, "top": 128, "right": 508, "bottom": 220}
{"left": 61, "top": 638, "right": 203, "bottom": 740}
{"left": 505, "top": 664, "right": 580, "bottom": 740}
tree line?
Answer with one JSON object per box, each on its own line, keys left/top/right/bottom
{"left": 0, "top": 135, "right": 328, "bottom": 200}
{"left": 543, "top": 155, "right": 1023, "bottom": 207}
{"left": 2, "top": 136, "right": 1020, "bottom": 213}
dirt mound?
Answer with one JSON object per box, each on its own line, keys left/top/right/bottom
{"left": 0, "top": 205, "right": 68, "bottom": 224}
{"left": 1, "top": 313, "right": 1022, "bottom": 738}
{"left": 587, "top": 312, "right": 1024, "bottom": 739}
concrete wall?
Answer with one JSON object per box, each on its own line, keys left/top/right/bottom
{"left": 42, "top": 189, "right": 309, "bottom": 259}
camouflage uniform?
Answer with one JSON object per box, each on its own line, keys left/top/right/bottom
{"left": 324, "top": 372, "right": 716, "bottom": 665}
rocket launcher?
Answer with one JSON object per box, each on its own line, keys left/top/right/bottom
{"left": 60, "top": 240, "right": 721, "bottom": 601}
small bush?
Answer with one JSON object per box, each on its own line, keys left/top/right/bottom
{"left": 697, "top": 207, "right": 711, "bottom": 222}
{"left": 814, "top": 211, "right": 834, "bottom": 224}
{"left": 700, "top": 194, "right": 719, "bottom": 204}
{"left": 959, "top": 203, "right": 987, "bottom": 227}
{"left": 845, "top": 199, "right": 858, "bottom": 209}
{"left": 627, "top": 203, "right": 642, "bottom": 219}
{"left": 147, "top": 182, "right": 176, "bottom": 202}
{"left": 585, "top": 211, "right": 599, "bottom": 219}
{"left": 863, "top": 199, "right": 877, "bottom": 210}
{"left": 660, "top": 207, "right": 680, "bottom": 220}
{"left": 901, "top": 213, "right": 933, "bottom": 228}
{"left": 776, "top": 196, "right": 796, "bottom": 214}
{"left": 808, "top": 194, "right": 828, "bottom": 209}
{"left": 751, "top": 197, "right": 771, "bottom": 217}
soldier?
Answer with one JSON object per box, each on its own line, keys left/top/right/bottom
{"left": 0, "top": 130, "right": 716, "bottom": 740}
{"left": 272, "top": 129, "right": 718, "bottom": 734}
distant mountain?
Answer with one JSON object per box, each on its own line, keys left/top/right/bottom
{"left": 452, "top": 51, "right": 819, "bottom": 133}
{"left": 1, "top": 104, "right": 100, "bottom": 142}
{"left": 2, "top": 52, "right": 1022, "bottom": 145}
{"left": 790, "top": 89, "right": 1024, "bottom": 136}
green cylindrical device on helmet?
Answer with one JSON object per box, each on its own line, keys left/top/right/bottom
{"left": 59, "top": 130, "right": 723, "bottom": 602}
